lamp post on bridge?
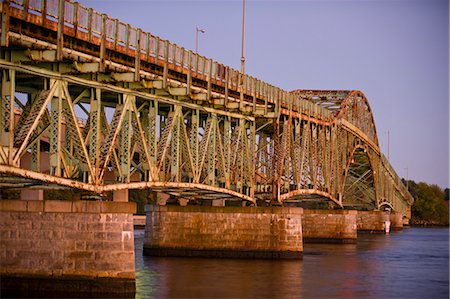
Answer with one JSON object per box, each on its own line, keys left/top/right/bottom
{"left": 241, "top": 0, "right": 246, "bottom": 74}
{"left": 404, "top": 167, "right": 409, "bottom": 190}
{"left": 196, "top": 26, "right": 206, "bottom": 53}
{"left": 385, "top": 130, "right": 390, "bottom": 160}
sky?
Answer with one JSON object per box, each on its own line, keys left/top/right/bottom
{"left": 80, "top": 0, "right": 449, "bottom": 189}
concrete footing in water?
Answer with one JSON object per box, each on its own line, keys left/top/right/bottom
{"left": 144, "top": 206, "right": 405, "bottom": 249}
{"left": 143, "top": 205, "right": 304, "bottom": 259}
{"left": 390, "top": 212, "right": 404, "bottom": 230}
{"left": 0, "top": 200, "right": 137, "bottom": 297}
{"left": 357, "top": 210, "right": 391, "bottom": 233}
{"left": 301, "top": 209, "right": 358, "bottom": 243}
{"left": 1, "top": 199, "right": 406, "bottom": 295}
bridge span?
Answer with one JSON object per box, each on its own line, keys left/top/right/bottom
{"left": 0, "top": 0, "right": 413, "bottom": 217}
{"left": 0, "top": 0, "right": 418, "bottom": 295}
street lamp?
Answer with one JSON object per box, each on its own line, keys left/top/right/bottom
{"left": 385, "top": 130, "right": 390, "bottom": 160}
{"left": 241, "top": 0, "right": 246, "bottom": 74}
{"left": 196, "top": 26, "right": 206, "bottom": 53}
{"left": 404, "top": 167, "right": 409, "bottom": 189}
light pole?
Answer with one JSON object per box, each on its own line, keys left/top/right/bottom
{"left": 196, "top": 26, "right": 206, "bottom": 53}
{"left": 241, "top": 0, "right": 246, "bottom": 74}
{"left": 385, "top": 130, "right": 390, "bottom": 160}
{"left": 404, "top": 167, "right": 409, "bottom": 189}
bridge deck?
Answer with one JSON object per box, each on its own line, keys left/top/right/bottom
{"left": 2, "top": 0, "right": 336, "bottom": 122}
{"left": 0, "top": 0, "right": 413, "bottom": 212}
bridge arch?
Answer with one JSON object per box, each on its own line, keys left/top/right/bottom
{"left": 335, "top": 90, "right": 379, "bottom": 147}
{"left": 342, "top": 144, "right": 377, "bottom": 210}
{"left": 379, "top": 201, "right": 395, "bottom": 211}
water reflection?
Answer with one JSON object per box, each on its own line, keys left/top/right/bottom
{"left": 135, "top": 234, "right": 303, "bottom": 298}
{"left": 135, "top": 228, "right": 449, "bottom": 298}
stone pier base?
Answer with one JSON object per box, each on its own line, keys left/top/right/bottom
{"left": 390, "top": 212, "right": 404, "bottom": 230}
{"left": 0, "top": 200, "right": 136, "bottom": 296}
{"left": 144, "top": 205, "right": 303, "bottom": 259}
{"left": 301, "top": 210, "right": 357, "bottom": 243}
{"left": 357, "top": 211, "right": 391, "bottom": 233}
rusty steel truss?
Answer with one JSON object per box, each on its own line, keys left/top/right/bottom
{"left": 0, "top": 0, "right": 413, "bottom": 216}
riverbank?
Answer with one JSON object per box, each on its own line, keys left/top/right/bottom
{"left": 411, "top": 221, "right": 449, "bottom": 227}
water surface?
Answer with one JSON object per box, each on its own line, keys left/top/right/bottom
{"left": 135, "top": 228, "right": 449, "bottom": 298}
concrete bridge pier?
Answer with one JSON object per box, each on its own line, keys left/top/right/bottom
{"left": 113, "top": 189, "right": 129, "bottom": 202}
{"left": 301, "top": 210, "right": 358, "bottom": 243}
{"left": 0, "top": 200, "right": 136, "bottom": 297}
{"left": 356, "top": 211, "right": 391, "bottom": 233}
{"left": 20, "top": 189, "right": 44, "bottom": 201}
{"left": 143, "top": 205, "right": 303, "bottom": 259}
{"left": 390, "top": 211, "right": 404, "bottom": 230}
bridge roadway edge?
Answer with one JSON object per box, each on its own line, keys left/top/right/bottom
{"left": 0, "top": 199, "right": 137, "bottom": 297}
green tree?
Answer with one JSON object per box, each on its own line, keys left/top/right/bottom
{"left": 409, "top": 181, "right": 449, "bottom": 226}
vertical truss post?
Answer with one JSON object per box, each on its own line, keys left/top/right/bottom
{"left": 147, "top": 101, "right": 158, "bottom": 174}
{"left": 373, "top": 155, "right": 381, "bottom": 209}
{"left": 31, "top": 141, "right": 40, "bottom": 172}
{"left": 282, "top": 117, "right": 291, "bottom": 192}
{"left": 299, "top": 120, "right": 309, "bottom": 189}
{"left": 50, "top": 80, "right": 62, "bottom": 176}
{"left": 190, "top": 110, "right": 199, "bottom": 179}
{"left": 89, "top": 88, "right": 102, "bottom": 183}
{"left": 119, "top": 95, "right": 132, "bottom": 183}
{"left": 249, "top": 119, "right": 255, "bottom": 199}
{"left": 293, "top": 118, "right": 301, "bottom": 188}
{"left": 0, "top": 72, "right": 3, "bottom": 136}
{"left": 207, "top": 113, "right": 217, "bottom": 186}
{"left": 310, "top": 123, "right": 318, "bottom": 189}
{"left": 1, "top": 70, "right": 13, "bottom": 156}
{"left": 271, "top": 118, "right": 281, "bottom": 204}
{"left": 140, "top": 105, "right": 151, "bottom": 180}
{"left": 223, "top": 117, "right": 231, "bottom": 189}
{"left": 171, "top": 106, "right": 181, "bottom": 182}
{"left": 330, "top": 124, "right": 338, "bottom": 196}
{"left": 7, "top": 70, "right": 14, "bottom": 164}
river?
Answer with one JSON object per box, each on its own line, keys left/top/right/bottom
{"left": 134, "top": 227, "right": 449, "bottom": 298}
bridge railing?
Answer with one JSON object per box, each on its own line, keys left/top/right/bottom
{"left": 3, "top": 0, "right": 335, "bottom": 121}
{"left": 381, "top": 154, "right": 414, "bottom": 205}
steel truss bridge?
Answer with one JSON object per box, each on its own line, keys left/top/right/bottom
{"left": 0, "top": 0, "right": 413, "bottom": 217}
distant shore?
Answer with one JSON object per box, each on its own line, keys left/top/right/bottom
{"left": 411, "top": 220, "right": 449, "bottom": 227}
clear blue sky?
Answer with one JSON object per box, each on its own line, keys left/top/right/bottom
{"left": 80, "top": 0, "right": 449, "bottom": 189}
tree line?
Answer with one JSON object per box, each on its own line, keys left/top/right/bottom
{"left": 403, "top": 179, "right": 449, "bottom": 226}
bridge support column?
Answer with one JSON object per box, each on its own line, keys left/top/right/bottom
{"left": 390, "top": 211, "right": 404, "bottom": 230}
{"left": 144, "top": 205, "right": 303, "bottom": 259}
{"left": 113, "top": 189, "right": 129, "bottom": 202}
{"left": 356, "top": 211, "right": 391, "bottom": 233}
{"left": 0, "top": 200, "right": 136, "bottom": 297}
{"left": 212, "top": 199, "right": 225, "bottom": 206}
{"left": 302, "top": 210, "right": 357, "bottom": 243}
{"left": 20, "top": 189, "right": 44, "bottom": 201}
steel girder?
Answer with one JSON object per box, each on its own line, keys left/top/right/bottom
{"left": 0, "top": 60, "right": 413, "bottom": 213}
{"left": 0, "top": 0, "right": 413, "bottom": 213}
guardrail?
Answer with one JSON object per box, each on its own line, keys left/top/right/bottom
{"left": 2, "top": 0, "right": 334, "bottom": 120}
{"left": 381, "top": 154, "right": 414, "bottom": 204}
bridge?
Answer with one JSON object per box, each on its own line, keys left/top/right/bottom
{"left": 0, "top": 0, "right": 413, "bottom": 217}
{"left": 0, "top": 1, "right": 417, "bottom": 295}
